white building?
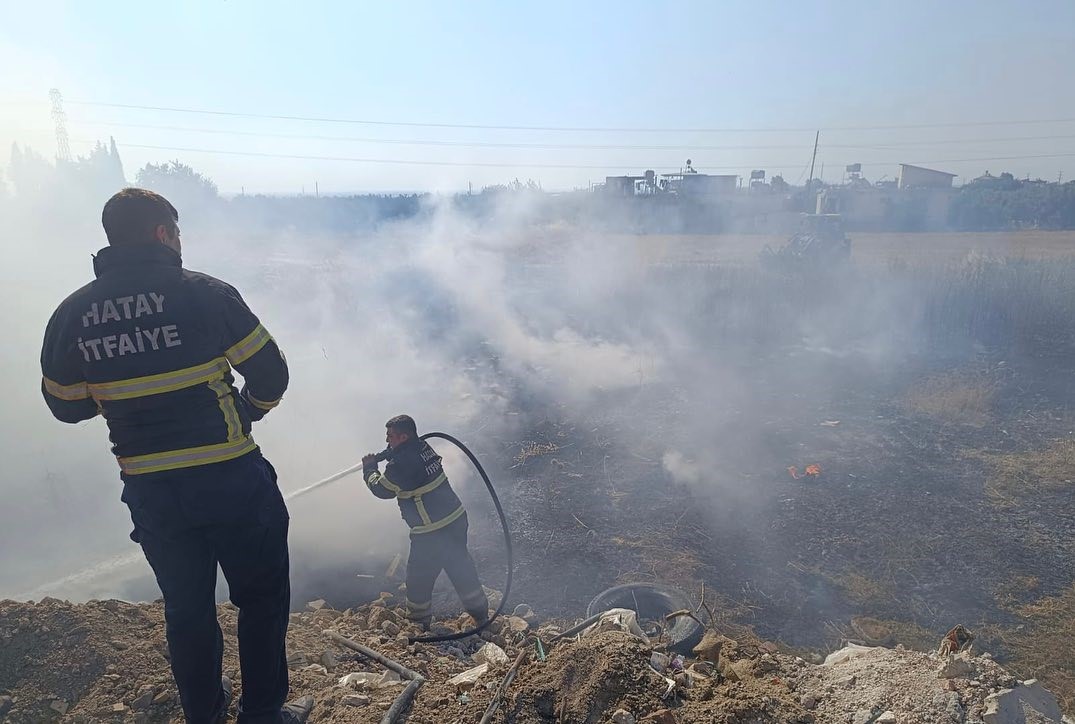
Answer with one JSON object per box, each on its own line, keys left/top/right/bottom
{"left": 898, "top": 164, "right": 956, "bottom": 190}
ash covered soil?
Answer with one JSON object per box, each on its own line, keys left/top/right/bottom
{"left": 491, "top": 348, "right": 1075, "bottom": 713}
{"left": 1, "top": 594, "right": 1067, "bottom": 723}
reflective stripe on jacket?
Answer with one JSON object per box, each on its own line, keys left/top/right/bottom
{"left": 40, "top": 243, "right": 288, "bottom": 475}
{"left": 364, "top": 438, "right": 465, "bottom": 535}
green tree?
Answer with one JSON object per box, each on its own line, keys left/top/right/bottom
{"left": 135, "top": 160, "right": 219, "bottom": 210}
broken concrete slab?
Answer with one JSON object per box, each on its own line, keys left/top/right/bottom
{"left": 447, "top": 663, "right": 489, "bottom": 691}
{"left": 983, "top": 679, "right": 1063, "bottom": 724}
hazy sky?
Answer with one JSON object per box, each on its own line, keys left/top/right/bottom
{"left": 2, "top": 0, "right": 1074, "bottom": 193}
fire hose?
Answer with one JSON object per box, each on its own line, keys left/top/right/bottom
{"left": 287, "top": 432, "right": 513, "bottom": 645}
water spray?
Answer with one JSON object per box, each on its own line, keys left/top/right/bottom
{"left": 19, "top": 434, "right": 513, "bottom": 644}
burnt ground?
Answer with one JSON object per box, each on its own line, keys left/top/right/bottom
{"left": 470, "top": 344, "right": 1075, "bottom": 700}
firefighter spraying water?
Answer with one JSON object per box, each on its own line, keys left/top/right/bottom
{"left": 362, "top": 415, "right": 490, "bottom": 630}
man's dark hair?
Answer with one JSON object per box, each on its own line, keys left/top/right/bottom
{"left": 386, "top": 414, "right": 417, "bottom": 438}
{"left": 101, "top": 188, "right": 179, "bottom": 246}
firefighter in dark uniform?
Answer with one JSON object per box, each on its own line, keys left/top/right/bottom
{"left": 362, "top": 415, "right": 489, "bottom": 626}
{"left": 39, "top": 189, "right": 313, "bottom": 724}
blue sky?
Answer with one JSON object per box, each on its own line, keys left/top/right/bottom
{"left": 2, "top": 0, "right": 1074, "bottom": 193}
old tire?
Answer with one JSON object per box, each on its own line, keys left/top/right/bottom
{"left": 586, "top": 583, "right": 704, "bottom": 655}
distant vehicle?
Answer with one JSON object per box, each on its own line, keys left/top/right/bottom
{"left": 761, "top": 213, "right": 851, "bottom": 270}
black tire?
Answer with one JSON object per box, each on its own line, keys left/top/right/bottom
{"left": 586, "top": 583, "right": 704, "bottom": 655}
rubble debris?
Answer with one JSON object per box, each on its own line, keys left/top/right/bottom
{"left": 341, "top": 693, "right": 371, "bottom": 707}
{"left": 0, "top": 596, "right": 1069, "bottom": 723}
{"left": 448, "top": 663, "right": 489, "bottom": 691}
{"left": 937, "top": 652, "right": 977, "bottom": 679}
{"left": 338, "top": 671, "right": 381, "bottom": 688}
{"left": 983, "top": 679, "right": 1063, "bottom": 723}
{"left": 305, "top": 598, "right": 327, "bottom": 612}
{"left": 130, "top": 685, "right": 157, "bottom": 710}
{"left": 823, "top": 643, "right": 874, "bottom": 666}
{"left": 319, "top": 649, "right": 338, "bottom": 669}
{"left": 473, "top": 641, "right": 509, "bottom": 666}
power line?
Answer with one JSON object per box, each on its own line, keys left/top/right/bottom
{"left": 111, "top": 143, "right": 700, "bottom": 170}
{"left": 60, "top": 119, "right": 1075, "bottom": 152}
{"left": 108, "top": 141, "right": 1075, "bottom": 171}
{"left": 67, "top": 100, "right": 1075, "bottom": 134}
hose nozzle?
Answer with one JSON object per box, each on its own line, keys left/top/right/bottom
{"left": 373, "top": 446, "right": 392, "bottom": 463}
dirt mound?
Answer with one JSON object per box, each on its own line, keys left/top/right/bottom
{"left": 508, "top": 632, "right": 662, "bottom": 722}
{"left": 507, "top": 631, "right": 805, "bottom": 724}
{"left": 0, "top": 596, "right": 1069, "bottom": 723}
{"left": 0, "top": 597, "right": 174, "bottom": 722}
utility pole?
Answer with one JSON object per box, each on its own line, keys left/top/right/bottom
{"left": 807, "top": 130, "right": 820, "bottom": 187}
{"left": 49, "top": 88, "right": 72, "bottom": 163}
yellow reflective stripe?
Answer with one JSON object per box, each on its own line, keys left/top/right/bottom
{"left": 410, "top": 505, "right": 465, "bottom": 535}
{"left": 208, "top": 380, "right": 242, "bottom": 442}
{"left": 89, "top": 358, "right": 229, "bottom": 401}
{"left": 413, "top": 496, "right": 433, "bottom": 526}
{"left": 395, "top": 473, "right": 447, "bottom": 499}
{"left": 368, "top": 471, "right": 403, "bottom": 495}
{"left": 43, "top": 376, "right": 90, "bottom": 401}
{"left": 225, "top": 324, "right": 272, "bottom": 366}
{"left": 245, "top": 390, "right": 280, "bottom": 411}
{"left": 118, "top": 437, "right": 257, "bottom": 475}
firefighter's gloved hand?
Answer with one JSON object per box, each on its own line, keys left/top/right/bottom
{"left": 362, "top": 453, "right": 379, "bottom": 478}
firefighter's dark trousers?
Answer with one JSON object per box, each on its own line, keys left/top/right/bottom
{"left": 405, "top": 513, "right": 489, "bottom": 623}
{"left": 121, "top": 452, "right": 291, "bottom": 724}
